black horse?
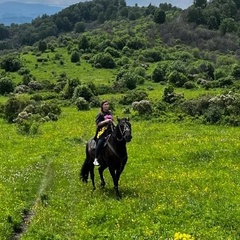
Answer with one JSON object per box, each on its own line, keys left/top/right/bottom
{"left": 80, "top": 117, "right": 132, "bottom": 199}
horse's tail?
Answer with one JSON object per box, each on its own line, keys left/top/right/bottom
{"left": 80, "top": 141, "right": 91, "bottom": 182}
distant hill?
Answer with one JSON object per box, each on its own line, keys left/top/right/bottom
{"left": 126, "top": 0, "right": 192, "bottom": 9}
{"left": 0, "top": 1, "right": 63, "bottom": 25}
{"left": 0, "top": 0, "right": 192, "bottom": 26}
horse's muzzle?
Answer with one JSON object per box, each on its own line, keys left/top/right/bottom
{"left": 125, "top": 135, "right": 132, "bottom": 143}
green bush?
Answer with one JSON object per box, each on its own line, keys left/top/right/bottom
{"left": 0, "top": 77, "right": 14, "bottom": 94}
{"left": 93, "top": 53, "right": 116, "bottom": 68}
{"left": 104, "top": 47, "right": 121, "bottom": 58}
{"left": 119, "top": 90, "right": 148, "bottom": 105}
{"left": 71, "top": 51, "right": 80, "bottom": 63}
{"left": 0, "top": 55, "right": 22, "bottom": 72}
{"left": 73, "top": 85, "right": 94, "bottom": 101}
{"left": 168, "top": 71, "right": 188, "bottom": 87}
{"left": 162, "top": 85, "right": 184, "bottom": 103}
{"left": 152, "top": 66, "right": 166, "bottom": 83}
{"left": 132, "top": 100, "right": 152, "bottom": 115}
{"left": 181, "top": 94, "right": 212, "bottom": 116}
{"left": 75, "top": 97, "right": 90, "bottom": 110}
{"left": 4, "top": 96, "right": 33, "bottom": 123}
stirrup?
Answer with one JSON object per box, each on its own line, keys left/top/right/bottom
{"left": 93, "top": 158, "right": 99, "bottom": 166}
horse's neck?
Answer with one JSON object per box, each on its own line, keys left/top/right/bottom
{"left": 109, "top": 126, "right": 125, "bottom": 146}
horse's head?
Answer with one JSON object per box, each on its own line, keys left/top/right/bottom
{"left": 116, "top": 117, "right": 132, "bottom": 143}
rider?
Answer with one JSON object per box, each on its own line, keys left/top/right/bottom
{"left": 93, "top": 100, "right": 114, "bottom": 166}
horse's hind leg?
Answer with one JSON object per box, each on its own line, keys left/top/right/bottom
{"left": 98, "top": 166, "right": 107, "bottom": 188}
{"left": 89, "top": 164, "right": 96, "bottom": 190}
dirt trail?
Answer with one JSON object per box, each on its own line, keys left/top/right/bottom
{"left": 10, "top": 160, "right": 53, "bottom": 240}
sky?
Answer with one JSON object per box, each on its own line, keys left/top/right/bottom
{"left": 0, "top": 0, "right": 81, "bottom": 7}
{"left": 0, "top": 0, "right": 193, "bottom": 8}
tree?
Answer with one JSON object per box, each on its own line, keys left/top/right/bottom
{"left": 0, "top": 77, "right": 14, "bottom": 95}
{"left": 0, "top": 24, "right": 9, "bottom": 40}
{"left": 153, "top": 9, "right": 166, "bottom": 24}
{"left": 187, "top": 6, "right": 206, "bottom": 25}
{"left": 194, "top": 0, "right": 207, "bottom": 8}
{"left": 152, "top": 66, "right": 165, "bottom": 83}
{"left": 71, "top": 51, "right": 80, "bottom": 63}
{"left": 0, "top": 55, "right": 22, "bottom": 72}
{"left": 73, "top": 85, "right": 93, "bottom": 101}
{"left": 38, "top": 40, "right": 47, "bottom": 52}
{"left": 219, "top": 18, "right": 238, "bottom": 35}
{"left": 74, "top": 21, "right": 85, "bottom": 33}
{"left": 78, "top": 34, "right": 89, "bottom": 51}
{"left": 168, "top": 71, "right": 188, "bottom": 87}
{"left": 93, "top": 53, "right": 116, "bottom": 68}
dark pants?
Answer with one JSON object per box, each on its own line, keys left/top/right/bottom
{"left": 95, "top": 136, "right": 106, "bottom": 159}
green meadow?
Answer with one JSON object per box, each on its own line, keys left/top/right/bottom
{"left": 1, "top": 106, "right": 240, "bottom": 239}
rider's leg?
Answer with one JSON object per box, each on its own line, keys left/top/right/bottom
{"left": 94, "top": 137, "right": 105, "bottom": 166}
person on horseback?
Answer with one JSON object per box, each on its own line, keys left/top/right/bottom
{"left": 93, "top": 100, "right": 114, "bottom": 166}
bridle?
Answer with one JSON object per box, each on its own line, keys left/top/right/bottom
{"left": 105, "top": 118, "right": 131, "bottom": 161}
{"left": 116, "top": 120, "right": 131, "bottom": 141}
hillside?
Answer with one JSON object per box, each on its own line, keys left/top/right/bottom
{"left": 1, "top": 1, "right": 240, "bottom": 238}
{"left": 0, "top": 0, "right": 240, "bottom": 128}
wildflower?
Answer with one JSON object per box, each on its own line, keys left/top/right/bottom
{"left": 174, "top": 232, "right": 195, "bottom": 240}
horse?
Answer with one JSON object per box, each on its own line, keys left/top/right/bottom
{"left": 80, "top": 117, "right": 132, "bottom": 199}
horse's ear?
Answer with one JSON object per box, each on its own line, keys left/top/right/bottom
{"left": 126, "top": 117, "right": 130, "bottom": 121}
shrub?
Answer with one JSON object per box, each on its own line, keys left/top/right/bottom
{"left": 4, "top": 96, "right": 33, "bottom": 123}
{"left": 16, "top": 118, "right": 40, "bottom": 135}
{"left": 39, "top": 101, "right": 61, "bottom": 117}
{"left": 119, "top": 90, "right": 148, "bottom": 105}
{"left": 231, "top": 64, "right": 240, "bottom": 79}
{"left": 14, "top": 85, "right": 30, "bottom": 94}
{"left": 168, "top": 71, "right": 188, "bottom": 87}
{"left": 95, "top": 84, "right": 113, "bottom": 95}
{"left": 0, "top": 55, "right": 22, "bottom": 72}
{"left": 0, "top": 77, "right": 14, "bottom": 94}
{"left": 132, "top": 100, "right": 152, "bottom": 115}
{"left": 93, "top": 53, "right": 116, "bottom": 68}
{"left": 104, "top": 47, "right": 121, "bottom": 58}
{"left": 61, "top": 78, "right": 80, "bottom": 99}
{"left": 181, "top": 94, "right": 212, "bottom": 116}
{"left": 152, "top": 66, "right": 166, "bottom": 83}
{"left": 162, "top": 85, "right": 184, "bottom": 103}
{"left": 122, "top": 73, "right": 137, "bottom": 90}
{"left": 183, "top": 81, "right": 196, "bottom": 89}
{"left": 142, "top": 48, "right": 163, "bottom": 62}
{"left": 75, "top": 97, "right": 90, "bottom": 110}
{"left": 71, "top": 51, "right": 80, "bottom": 63}
{"left": 18, "top": 68, "right": 30, "bottom": 75}
{"left": 73, "top": 85, "right": 93, "bottom": 101}
{"left": 203, "top": 105, "right": 223, "bottom": 124}
{"left": 28, "top": 81, "right": 43, "bottom": 91}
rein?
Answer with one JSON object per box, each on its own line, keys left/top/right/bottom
{"left": 105, "top": 121, "right": 129, "bottom": 161}
{"left": 116, "top": 121, "right": 130, "bottom": 141}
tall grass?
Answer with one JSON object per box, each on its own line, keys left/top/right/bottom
{"left": 0, "top": 107, "right": 240, "bottom": 239}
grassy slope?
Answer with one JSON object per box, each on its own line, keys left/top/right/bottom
{"left": 0, "top": 17, "right": 239, "bottom": 239}
{"left": 1, "top": 107, "right": 240, "bottom": 239}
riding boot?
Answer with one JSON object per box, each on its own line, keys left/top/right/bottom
{"left": 93, "top": 158, "right": 99, "bottom": 166}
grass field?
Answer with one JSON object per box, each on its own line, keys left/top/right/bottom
{"left": 1, "top": 106, "right": 240, "bottom": 239}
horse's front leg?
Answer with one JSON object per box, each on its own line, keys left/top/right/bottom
{"left": 109, "top": 168, "right": 121, "bottom": 199}
{"left": 98, "top": 165, "right": 107, "bottom": 188}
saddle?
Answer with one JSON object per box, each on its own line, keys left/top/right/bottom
{"left": 89, "top": 135, "right": 110, "bottom": 151}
